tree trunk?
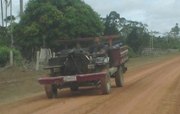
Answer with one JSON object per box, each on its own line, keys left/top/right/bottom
{"left": 0, "top": 0, "right": 4, "bottom": 26}
{"left": 43, "top": 35, "right": 46, "bottom": 48}
{"left": 5, "top": 0, "right": 8, "bottom": 27}
{"left": 19, "top": 0, "right": 23, "bottom": 17}
{"left": 10, "top": 0, "right": 13, "bottom": 66}
{"left": 10, "top": 50, "right": 13, "bottom": 66}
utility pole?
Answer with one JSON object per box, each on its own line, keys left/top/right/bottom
{"left": 10, "top": 0, "right": 13, "bottom": 66}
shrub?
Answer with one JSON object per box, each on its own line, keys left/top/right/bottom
{"left": 128, "top": 47, "right": 137, "bottom": 58}
{"left": 13, "top": 48, "right": 23, "bottom": 66}
{"left": 0, "top": 46, "right": 22, "bottom": 67}
{"left": 0, "top": 46, "right": 9, "bottom": 67}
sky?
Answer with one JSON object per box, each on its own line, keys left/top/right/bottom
{"left": 1, "top": 0, "right": 180, "bottom": 34}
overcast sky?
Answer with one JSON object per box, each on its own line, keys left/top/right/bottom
{"left": 1, "top": 0, "right": 180, "bottom": 34}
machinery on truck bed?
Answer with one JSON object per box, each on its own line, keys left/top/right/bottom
{"left": 38, "top": 36, "right": 128, "bottom": 98}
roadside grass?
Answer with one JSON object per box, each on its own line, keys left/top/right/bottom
{"left": 0, "top": 67, "right": 47, "bottom": 105}
{"left": 127, "top": 52, "right": 180, "bottom": 69}
{"left": 0, "top": 52, "right": 179, "bottom": 105}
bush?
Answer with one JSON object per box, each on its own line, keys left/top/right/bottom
{"left": 0, "top": 46, "right": 22, "bottom": 67}
{"left": 0, "top": 46, "right": 9, "bottom": 67}
{"left": 14, "top": 49, "right": 23, "bottom": 66}
{"left": 128, "top": 47, "right": 137, "bottom": 58}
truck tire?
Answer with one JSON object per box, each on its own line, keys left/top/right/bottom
{"left": 101, "top": 74, "right": 111, "bottom": 94}
{"left": 115, "top": 66, "right": 124, "bottom": 87}
{"left": 44, "top": 84, "right": 57, "bottom": 99}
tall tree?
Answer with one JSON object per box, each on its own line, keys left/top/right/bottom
{"left": 4, "top": 15, "right": 15, "bottom": 24}
{"left": 0, "top": 26, "right": 8, "bottom": 45}
{"left": 15, "top": 0, "right": 104, "bottom": 59}
{"left": 126, "top": 21, "right": 150, "bottom": 53}
{"left": 1, "top": 0, "right": 4, "bottom": 26}
{"left": 4, "top": 0, "right": 10, "bottom": 27}
{"left": 103, "top": 11, "right": 122, "bottom": 35}
{"left": 20, "top": 0, "right": 23, "bottom": 16}
{"left": 170, "top": 23, "right": 180, "bottom": 38}
{"left": 103, "top": 11, "right": 150, "bottom": 53}
{"left": 126, "top": 28, "right": 140, "bottom": 53}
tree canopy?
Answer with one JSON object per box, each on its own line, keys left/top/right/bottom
{"left": 1, "top": 0, "right": 180, "bottom": 66}
{"left": 21, "top": 0, "right": 104, "bottom": 39}
{"left": 15, "top": 0, "right": 104, "bottom": 58}
{"left": 103, "top": 11, "right": 124, "bottom": 35}
{"left": 170, "top": 23, "right": 180, "bottom": 38}
{"left": 103, "top": 11, "right": 150, "bottom": 53}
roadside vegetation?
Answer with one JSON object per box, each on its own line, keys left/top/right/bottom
{"left": 0, "top": 52, "right": 179, "bottom": 105}
{"left": 0, "top": 0, "right": 180, "bottom": 67}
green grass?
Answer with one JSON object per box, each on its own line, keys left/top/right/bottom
{"left": 0, "top": 67, "right": 47, "bottom": 105}
{"left": 127, "top": 53, "right": 180, "bottom": 69}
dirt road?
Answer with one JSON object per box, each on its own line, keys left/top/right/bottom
{"left": 0, "top": 56, "right": 180, "bottom": 114}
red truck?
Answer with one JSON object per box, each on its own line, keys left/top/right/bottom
{"left": 38, "top": 36, "right": 128, "bottom": 98}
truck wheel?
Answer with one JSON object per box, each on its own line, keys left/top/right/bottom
{"left": 44, "top": 84, "right": 57, "bottom": 99}
{"left": 115, "top": 67, "right": 124, "bottom": 87}
{"left": 101, "top": 74, "right": 111, "bottom": 94}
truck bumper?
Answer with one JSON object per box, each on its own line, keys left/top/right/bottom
{"left": 38, "top": 72, "right": 106, "bottom": 85}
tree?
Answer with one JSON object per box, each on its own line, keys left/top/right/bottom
{"left": 162, "top": 23, "right": 180, "bottom": 49}
{"left": 4, "top": 15, "right": 15, "bottom": 24}
{"left": 1, "top": 0, "right": 4, "bottom": 26}
{"left": 126, "top": 21, "right": 150, "bottom": 54}
{"left": 15, "top": 3, "right": 64, "bottom": 59}
{"left": 103, "top": 11, "right": 150, "bottom": 54}
{"left": 15, "top": 0, "right": 104, "bottom": 59}
{"left": 103, "top": 11, "right": 123, "bottom": 35}
{"left": 0, "top": 26, "right": 8, "bottom": 45}
{"left": 126, "top": 28, "right": 139, "bottom": 53}
{"left": 19, "top": 0, "right": 23, "bottom": 16}
{"left": 170, "top": 23, "right": 180, "bottom": 38}
{"left": 4, "top": 0, "right": 10, "bottom": 27}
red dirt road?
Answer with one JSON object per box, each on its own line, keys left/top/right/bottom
{"left": 0, "top": 56, "right": 180, "bottom": 114}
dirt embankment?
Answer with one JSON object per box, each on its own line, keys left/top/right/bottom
{"left": 0, "top": 55, "right": 180, "bottom": 114}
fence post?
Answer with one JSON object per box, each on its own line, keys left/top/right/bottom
{"left": 36, "top": 51, "right": 40, "bottom": 71}
{"left": 10, "top": 50, "right": 13, "bottom": 66}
